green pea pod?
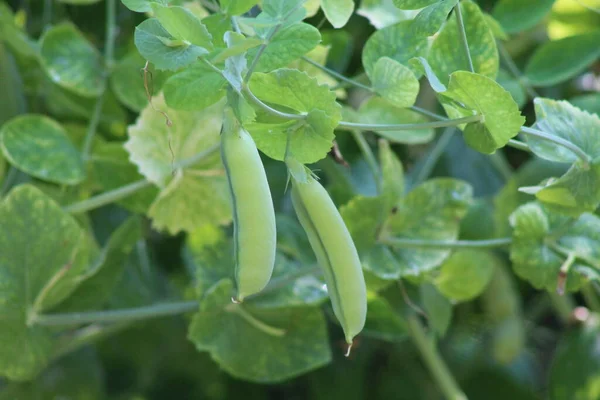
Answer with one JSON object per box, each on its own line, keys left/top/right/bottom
{"left": 289, "top": 164, "right": 367, "bottom": 346}
{"left": 221, "top": 108, "right": 276, "bottom": 301}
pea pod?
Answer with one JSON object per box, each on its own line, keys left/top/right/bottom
{"left": 289, "top": 163, "right": 367, "bottom": 346}
{"left": 221, "top": 108, "right": 276, "bottom": 301}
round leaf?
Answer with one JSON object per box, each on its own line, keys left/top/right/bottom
{"left": 434, "top": 249, "right": 496, "bottom": 302}
{"left": 371, "top": 57, "right": 420, "bottom": 108}
{"left": 0, "top": 115, "right": 85, "bottom": 185}
{"left": 321, "top": 0, "right": 354, "bottom": 28}
{"left": 492, "top": 0, "right": 555, "bottom": 33}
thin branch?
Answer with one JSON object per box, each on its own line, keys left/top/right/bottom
{"left": 454, "top": 2, "right": 475, "bottom": 73}
{"left": 242, "top": 84, "right": 306, "bottom": 120}
{"left": 506, "top": 139, "right": 531, "bottom": 152}
{"left": 381, "top": 237, "right": 512, "bottom": 249}
{"left": 300, "top": 56, "right": 372, "bottom": 91}
{"left": 350, "top": 130, "right": 381, "bottom": 194}
{"left": 338, "top": 114, "right": 482, "bottom": 131}
{"left": 520, "top": 126, "right": 591, "bottom": 168}
{"left": 64, "top": 179, "right": 152, "bottom": 214}
{"left": 413, "top": 128, "right": 455, "bottom": 185}
{"left": 497, "top": 41, "right": 539, "bottom": 98}
{"left": 51, "top": 322, "right": 132, "bottom": 361}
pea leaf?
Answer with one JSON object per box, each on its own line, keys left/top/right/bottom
{"left": 110, "top": 51, "right": 170, "bottom": 112}
{"left": 355, "top": 97, "right": 435, "bottom": 144}
{"left": 357, "top": 0, "right": 409, "bottom": 29}
{"left": 528, "top": 98, "right": 600, "bottom": 164}
{"left": 341, "top": 195, "right": 386, "bottom": 254}
{"left": 0, "top": 114, "right": 85, "bottom": 185}
{"left": 393, "top": 0, "right": 438, "bottom": 9}
{"left": 125, "top": 95, "right": 231, "bottom": 234}
{"left": 55, "top": 217, "right": 142, "bottom": 311}
{"left": 420, "top": 283, "right": 452, "bottom": 337}
{"left": 428, "top": 1, "right": 498, "bottom": 85}
{"left": 134, "top": 18, "right": 209, "bottom": 71}
{"left": 210, "top": 32, "right": 262, "bottom": 64}
{"left": 246, "top": 69, "right": 341, "bottom": 163}
{"left": 247, "top": 22, "right": 321, "bottom": 72}
{"left": 379, "top": 138, "right": 405, "bottom": 208}
{"left": 492, "top": 0, "right": 555, "bottom": 33}
{"left": 221, "top": 0, "right": 256, "bottom": 15}
{"left": 410, "top": 56, "right": 447, "bottom": 93}
{"left": 434, "top": 249, "right": 495, "bottom": 302}
{"left": 569, "top": 94, "right": 600, "bottom": 116}
{"left": 524, "top": 31, "right": 600, "bottom": 87}
{"left": 370, "top": 57, "right": 420, "bottom": 108}
{"left": 163, "top": 63, "right": 227, "bottom": 111}
{"left": 122, "top": 0, "right": 167, "bottom": 12}
{"left": 39, "top": 23, "right": 104, "bottom": 98}
{"left": 411, "top": 0, "right": 459, "bottom": 37}
{"left": 188, "top": 279, "right": 332, "bottom": 383}
{"left": 0, "top": 185, "right": 92, "bottom": 380}
{"left": 363, "top": 294, "right": 408, "bottom": 342}
{"left": 362, "top": 20, "right": 429, "bottom": 77}
{"left": 383, "top": 178, "right": 473, "bottom": 277}
{"left": 549, "top": 315, "right": 600, "bottom": 400}
{"left": 440, "top": 71, "right": 525, "bottom": 154}
{"left": 509, "top": 202, "right": 599, "bottom": 292}
{"left": 496, "top": 69, "right": 526, "bottom": 108}
{"left": 321, "top": 0, "right": 354, "bottom": 28}
{"left": 151, "top": 4, "right": 213, "bottom": 50}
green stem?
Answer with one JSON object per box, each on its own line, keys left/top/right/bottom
{"left": 406, "top": 313, "right": 468, "bottom": 400}
{"left": 174, "top": 143, "right": 220, "bottom": 169}
{"left": 410, "top": 106, "right": 446, "bottom": 121}
{"left": 381, "top": 237, "right": 512, "bottom": 249}
{"left": 581, "top": 284, "right": 600, "bottom": 313}
{"left": 548, "top": 291, "right": 575, "bottom": 325}
{"left": 454, "top": 2, "right": 474, "bottom": 73}
{"left": 64, "top": 179, "right": 152, "bottom": 214}
{"left": 519, "top": 126, "right": 591, "bottom": 169}
{"left": 51, "top": 322, "right": 132, "bottom": 361}
{"left": 497, "top": 41, "right": 539, "bottom": 98}
{"left": 338, "top": 114, "right": 482, "bottom": 131}
{"left": 81, "top": 92, "right": 106, "bottom": 160}
{"left": 42, "top": 0, "right": 53, "bottom": 29}
{"left": 300, "top": 56, "right": 372, "bottom": 91}
{"left": 226, "top": 304, "right": 286, "bottom": 337}
{"left": 488, "top": 151, "right": 513, "bottom": 182}
{"left": 31, "top": 301, "right": 199, "bottom": 326}
{"left": 350, "top": 130, "right": 381, "bottom": 194}
{"left": 506, "top": 139, "right": 531, "bottom": 152}
{"left": 413, "top": 127, "right": 455, "bottom": 185}
{"left": 242, "top": 83, "right": 306, "bottom": 120}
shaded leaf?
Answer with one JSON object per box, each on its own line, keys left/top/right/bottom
{"left": 363, "top": 294, "right": 408, "bottom": 342}
{"left": 321, "top": 0, "right": 354, "bottom": 28}
{"left": 151, "top": 3, "right": 213, "bottom": 50}
{"left": 379, "top": 138, "right": 405, "bottom": 208}
{"left": 492, "top": 0, "right": 556, "bottom": 33}
{"left": 420, "top": 283, "right": 452, "bottom": 337}
{"left": 434, "top": 249, "right": 495, "bottom": 302}
{"left": 370, "top": 57, "right": 420, "bottom": 108}
{"left": 163, "top": 62, "right": 227, "bottom": 111}
{"left": 411, "top": 0, "right": 458, "bottom": 37}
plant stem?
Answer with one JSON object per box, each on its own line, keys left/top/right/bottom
{"left": 42, "top": 0, "right": 53, "bottom": 29}
{"left": 548, "top": 291, "right": 575, "bottom": 325}
{"left": 581, "top": 284, "right": 600, "bottom": 313}
{"left": 242, "top": 83, "right": 306, "bottom": 120}
{"left": 338, "top": 114, "right": 482, "bottom": 132}
{"left": 351, "top": 130, "right": 381, "bottom": 194}
{"left": 226, "top": 304, "right": 286, "bottom": 336}
{"left": 454, "top": 2, "right": 474, "bottom": 73}
{"left": 32, "top": 301, "right": 199, "bottom": 326}
{"left": 406, "top": 313, "right": 468, "bottom": 400}
{"left": 64, "top": 179, "right": 152, "bottom": 214}
{"left": 506, "top": 139, "right": 531, "bottom": 152}
{"left": 300, "top": 56, "right": 372, "bottom": 91}
{"left": 410, "top": 106, "right": 446, "bottom": 121}
{"left": 244, "top": 1, "right": 306, "bottom": 84}
{"left": 519, "top": 126, "right": 591, "bottom": 168}
{"left": 51, "top": 322, "right": 132, "bottom": 361}
{"left": 174, "top": 143, "right": 220, "bottom": 168}
{"left": 488, "top": 151, "right": 513, "bottom": 182}
{"left": 381, "top": 237, "right": 512, "bottom": 249}
{"left": 81, "top": 0, "right": 117, "bottom": 160}
{"left": 413, "top": 127, "right": 455, "bottom": 185}
{"left": 497, "top": 41, "right": 539, "bottom": 98}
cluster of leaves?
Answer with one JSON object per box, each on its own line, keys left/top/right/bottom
{"left": 1, "top": 0, "right": 600, "bottom": 398}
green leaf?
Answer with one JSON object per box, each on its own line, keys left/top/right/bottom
{"left": 355, "top": 97, "right": 435, "bottom": 144}
{"left": 163, "top": 63, "right": 227, "bottom": 111}
{"left": 428, "top": 1, "right": 498, "bottom": 85}
{"left": 384, "top": 178, "right": 473, "bottom": 277}
{"left": 496, "top": 69, "right": 526, "bottom": 108}
{"left": 509, "top": 202, "right": 598, "bottom": 292}
{"left": 524, "top": 31, "right": 600, "bottom": 87}
{"left": 549, "top": 315, "right": 600, "bottom": 400}
{"left": 202, "top": 13, "right": 230, "bottom": 48}
{"left": 151, "top": 4, "right": 213, "bottom": 50}
{"left": 0, "top": 114, "right": 85, "bottom": 185}
{"left": 420, "top": 283, "right": 452, "bottom": 337}
{"left": 379, "top": 138, "right": 405, "bottom": 209}
{"left": 134, "top": 18, "right": 209, "bottom": 71}
{"left": 39, "top": 23, "right": 104, "bottom": 98}
{"left": 393, "top": 0, "right": 438, "bottom": 9}
{"left": 246, "top": 69, "right": 341, "bottom": 164}
{"left": 370, "top": 57, "right": 420, "bottom": 108}
{"left": 247, "top": 22, "right": 321, "bottom": 72}
{"left": 56, "top": 218, "right": 142, "bottom": 311}
{"left": 210, "top": 32, "right": 262, "bottom": 64}
{"left": 362, "top": 294, "right": 408, "bottom": 342}
{"left": 411, "top": 0, "right": 459, "bottom": 37}
{"left": 440, "top": 71, "right": 525, "bottom": 154}
{"left": 122, "top": 0, "right": 167, "bottom": 12}
{"left": 110, "top": 51, "right": 170, "bottom": 112}
{"left": 529, "top": 98, "right": 600, "bottom": 163}
{"left": 362, "top": 20, "right": 429, "bottom": 77}
{"left": 409, "top": 56, "right": 447, "bottom": 93}
{"left": 341, "top": 195, "right": 386, "bottom": 254}
{"left": 483, "top": 13, "right": 508, "bottom": 40}
{"left": 357, "top": 0, "right": 410, "bottom": 29}
{"left": 188, "top": 279, "right": 332, "bottom": 383}
{"left": 221, "top": 0, "right": 256, "bottom": 15}
{"left": 569, "top": 93, "right": 600, "bottom": 116}
{"left": 492, "top": 0, "right": 555, "bottom": 33}
{"left": 0, "top": 185, "right": 92, "bottom": 380}
{"left": 91, "top": 141, "right": 158, "bottom": 213}
{"left": 125, "top": 95, "right": 231, "bottom": 233}
{"left": 321, "top": 0, "right": 354, "bottom": 28}
{"left": 434, "top": 249, "right": 495, "bottom": 302}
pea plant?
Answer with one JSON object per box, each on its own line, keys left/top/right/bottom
{"left": 1, "top": 0, "right": 600, "bottom": 398}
